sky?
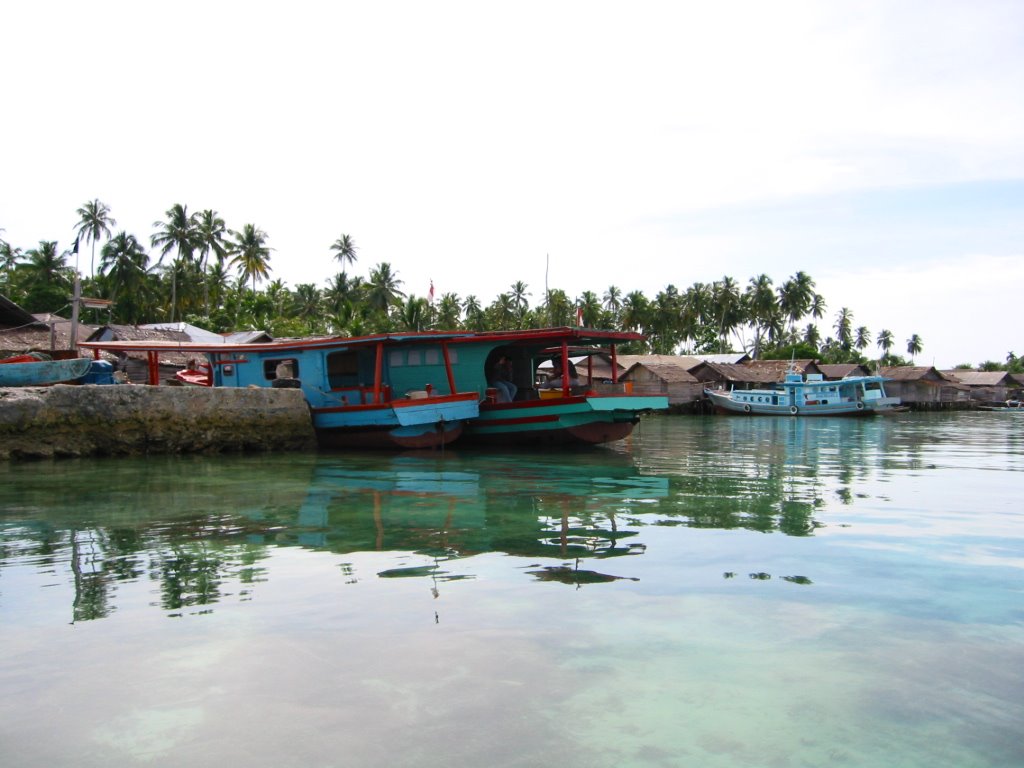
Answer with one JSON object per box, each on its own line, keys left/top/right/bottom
{"left": 2, "top": 0, "right": 1022, "bottom": 368}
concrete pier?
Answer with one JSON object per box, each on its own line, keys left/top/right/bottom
{"left": 0, "top": 385, "right": 316, "bottom": 460}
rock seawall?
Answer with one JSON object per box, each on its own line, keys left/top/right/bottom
{"left": 0, "top": 385, "right": 316, "bottom": 459}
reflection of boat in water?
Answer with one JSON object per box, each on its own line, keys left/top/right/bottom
{"left": 705, "top": 369, "right": 901, "bottom": 416}
{"left": 293, "top": 452, "right": 668, "bottom": 567}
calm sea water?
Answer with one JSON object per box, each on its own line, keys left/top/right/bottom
{"left": 1, "top": 413, "right": 1021, "bottom": 768}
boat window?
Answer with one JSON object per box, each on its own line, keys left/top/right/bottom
{"left": 448, "top": 349, "right": 458, "bottom": 364}
{"left": 407, "top": 350, "right": 421, "bottom": 366}
{"left": 389, "top": 351, "right": 404, "bottom": 367}
{"left": 424, "top": 348, "right": 440, "bottom": 365}
{"left": 326, "top": 351, "right": 360, "bottom": 388}
{"left": 262, "top": 358, "right": 299, "bottom": 380}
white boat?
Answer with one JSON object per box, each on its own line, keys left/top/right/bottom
{"left": 704, "top": 369, "right": 901, "bottom": 416}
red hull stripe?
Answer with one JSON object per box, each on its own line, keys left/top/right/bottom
{"left": 473, "top": 414, "right": 560, "bottom": 427}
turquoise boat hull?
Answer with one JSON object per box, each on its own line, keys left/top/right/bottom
{"left": 0, "top": 358, "right": 92, "bottom": 387}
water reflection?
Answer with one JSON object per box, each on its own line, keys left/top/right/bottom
{"left": 4, "top": 412, "right": 1009, "bottom": 621}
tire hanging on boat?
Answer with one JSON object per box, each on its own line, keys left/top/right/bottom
{"left": 790, "top": 405, "right": 798, "bottom": 415}
{"left": 743, "top": 404, "right": 751, "bottom": 413}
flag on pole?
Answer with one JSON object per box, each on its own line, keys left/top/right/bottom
{"left": 428, "top": 280, "right": 435, "bottom": 302}
{"left": 71, "top": 236, "right": 80, "bottom": 254}
{"left": 576, "top": 306, "right": 584, "bottom": 327}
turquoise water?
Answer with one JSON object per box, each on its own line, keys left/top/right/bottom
{"left": 1, "top": 413, "right": 1021, "bottom": 767}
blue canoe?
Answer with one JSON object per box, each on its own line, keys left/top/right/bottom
{"left": 0, "top": 357, "right": 93, "bottom": 387}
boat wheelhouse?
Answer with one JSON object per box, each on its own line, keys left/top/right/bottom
{"left": 704, "top": 369, "right": 901, "bottom": 416}
{"left": 445, "top": 327, "right": 669, "bottom": 446}
{"left": 79, "top": 333, "right": 480, "bottom": 449}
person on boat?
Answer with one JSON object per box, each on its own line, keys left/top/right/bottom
{"left": 490, "top": 355, "right": 517, "bottom": 402}
{"left": 545, "top": 360, "right": 581, "bottom": 390}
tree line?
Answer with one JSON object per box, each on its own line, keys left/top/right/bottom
{"left": 5, "top": 197, "right": 997, "bottom": 369}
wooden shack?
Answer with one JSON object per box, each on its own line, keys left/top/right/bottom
{"left": 879, "top": 367, "right": 968, "bottom": 408}
{"left": 941, "top": 370, "right": 1022, "bottom": 404}
{"left": 619, "top": 360, "right": 703, "bottom": 406}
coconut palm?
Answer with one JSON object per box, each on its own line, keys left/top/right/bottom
{"left": 854, "top": 326, "right": 872, "bottom": 353}
{"left": 75, "top": 199, "right": 117, "bottom": 278}
{"left": 745, "top": 274, "right": 778, "bottom": 358}
{"left": 21, "top": 240, "right": 70, "bottom": 312}
{"left": 195, "top": 210, "right": 229, "bottom": 315}
{"left": 876, "top": 329, "right": 894, "bottom": 359}
{"left": 151, "top": 204, "right": 199, "bottom": 322}
{"left": 712, "top": 276, "right": 744, "bottom": 352}
{"left": 578, "top": 290, "right": 602, "bottom": 327}
{"left": 330, "top": 234, "right": 358, "bottom": 273}
{"left": 462, "top": 294, "right": 486, "bottom": 330}
{"left": 366, "top": 262, "right": 405, "bottom": 316}
{"left": 228, "top": 224, "right": 273, "bottom": 292}
{"left": 620, "top": 290, "right": 650, "bottom": 333}
{"left": 834, "top": 307, "right": 854, "bottom": 352}
{"left": 778, "top": 271, "right": 816, "bottom": 332}
{"left": 399, "top": 295, "right": 430, "bottom": 331}
{"left": 99, "top": 232, "right": 150, "bottom": 323}
{"left": 510, "top": 281, "right": 530, "bottom": 315}
{"left": 809, "top": 293, "right": 827, "bottom": 321}
{"left": 907, "top": 334, "right": 923, "bottom": 363}
{"left": 435, "top": 292, "right": 462, "bottom": 329}
{"left": 603, "top": 285, "right": 622, "bottom": 312}
{"left": 0, "top": 236, "right": 21, "bottom": 289}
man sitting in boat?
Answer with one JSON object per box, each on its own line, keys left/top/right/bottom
{"left": 490, "top": 355, "right": 517, "bottom": 402}
{"left": 544, "top": 360, "right": 581, "bottom": 390}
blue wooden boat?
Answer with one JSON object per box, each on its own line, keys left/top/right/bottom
{"left": 445, "top": 328, "right": 670, "bottom": 446}
{"left": 0, "top": 356, "right": 92, "bottom": 387}
{"left": 79, "top": 334, "right": 480, "bottom": 450}
{"left": 705, "top": 368, "right": 901, "bottom": 416}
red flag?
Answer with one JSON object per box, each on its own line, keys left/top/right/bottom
{"left": 576, "top": 306, "right": 584, "bottom": 326}
{"left": 428, "top": 280, "right": 435, "bottom": 302}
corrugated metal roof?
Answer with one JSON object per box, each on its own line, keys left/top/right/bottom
{"left": 818, "top": 363, "right": 872, "bottom": 379}
{"left": 941, "top": 370, "right": 1016, "bottom": 386}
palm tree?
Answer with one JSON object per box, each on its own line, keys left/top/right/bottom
{"left": 876, "top": 329, "right": 894, "bottom": 360}
{"left": 809, "top": 293, "right": 827, "bottom": 321}
{"left": 21, "top": 241, "right": 70, "bottom": 312}
{"left": 620, "top": 290, "right": 650, "bottom": 333}
{"left": 509, "top": 281, "right": 530, "bottom": 315}
{"left": 712, "top": 276, "right": 744, "bottom": 352}
{"left": 745, "top": 274, "right": 778, "bottom": 358}
{"left": 398, "top": 296, "right": 430, "bottom": 331}
{"left": 462, "top": 294, "right": 486, "bottom": 330}
{"left": 0, "top": 236, "right": 21, "bottom": 290}
{"left": 778, "top": 271, "right": 816, "bottom": 332}
{"left": 196, "top": 210, "right": 229, "bottom": 315}
{"left": 75, "top": 199, "right": 117, "bottom": 278}
{"left": 366, "top": 262, "right": 405, "bottom": 317}
{"left": 151, "top": 204, "right": 199, "bottom": 322}
{"left": 99, "top": 232, "right": 150, "bottom": 323}
{"left": 435, "top": 292, "right": 462, "bottom": 329}
{"left": 228, "top": 224, "right": 273, "bottom": 292}
{"left": 854, "top": 326, "right": 872, "bottom": 354}
{"left": 330, "top": 234, "right": 358, "bottom": 273}
{"left": 906, "top": 334, "right": 923, "bottom": 363}
{"left": 603, "top": 285, "right": 622, "bottom": 327}
{"left": 578, "top": 290, "right": 602, "bottom": 327}
{"left": 803, "top": 323, "right": 821, "bottom": 349}
{"left": 834, "top": 307, "right": 854, "bottom": 352}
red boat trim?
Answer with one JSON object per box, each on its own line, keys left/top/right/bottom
{"left": 473, "top": 414, "right": 560, "bottom": 427}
